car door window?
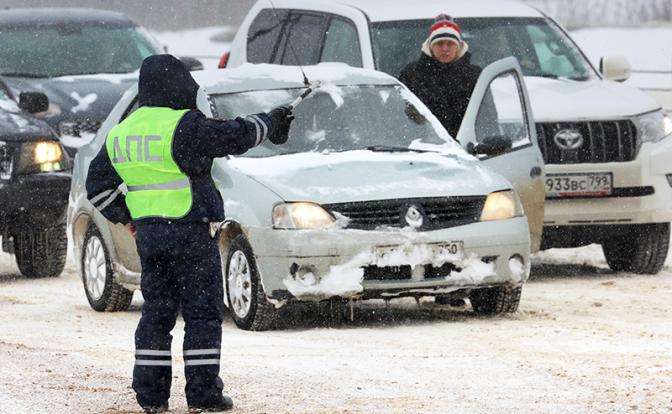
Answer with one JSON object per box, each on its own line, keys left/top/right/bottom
{"left": 320, "top": 17, "right": 362, "bottom": 67}
{"left": 280, "top": 13, "right": 325, "bottom": 65}
{"left": 247, "top": 8, "right": 289, "bottom": 64}
{"left": 475, "top": 71, "right": 530, "bottom": 149}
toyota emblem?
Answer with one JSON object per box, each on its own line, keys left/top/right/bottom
{"left": 553, "top": 129, "right": 583, "bottom": 150}
{"left": 404, "top": 205, "right": 424, "bottom": 229}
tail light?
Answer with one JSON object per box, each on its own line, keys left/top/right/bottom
{"left": 218, "top": 52, "right": 230, "bottom": 69}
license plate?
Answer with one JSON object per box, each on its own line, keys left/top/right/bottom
{"left": 374, "top": 242, "right": 463, "bottom": 266}
{"left": 545, "top": 173, "right": 612, "bottom": 197}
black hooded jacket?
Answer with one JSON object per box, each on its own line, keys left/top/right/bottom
{"left": 399, "top": 52, "right": 482, "bottom": 138}
{"left": 86, "top": 55, "right": 279, "bottom": 225}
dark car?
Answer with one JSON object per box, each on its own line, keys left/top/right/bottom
{"left": 0, "top": 8, "right": 165, "bottom": 158}
{"left": 0, "top": 77, "right": 70, "bottom": 278}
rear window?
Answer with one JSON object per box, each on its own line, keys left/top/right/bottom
{"left": 247, "top": 8, "right": 289, "bottom": 64}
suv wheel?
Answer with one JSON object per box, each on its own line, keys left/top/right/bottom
{"left": 602, "top": 223, "right": 669, "bottom": 274}
{"left": 82, "top": 226, "right": 133, "bottom": 311}
{"left": 226, "top": 235, "right": 276, "bottom": 331}
{"left": 13, "top": 224, "right": 67, "bottom": 278}
{"left": 470, "top": 285, "right": 522, "bottom": 315}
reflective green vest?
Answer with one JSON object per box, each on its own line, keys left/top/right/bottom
{"left": 105, "top": 107, "right": 192, "bottom": 220}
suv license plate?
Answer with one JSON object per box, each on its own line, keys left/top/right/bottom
{"left": 545, "top": 173, "right": 612, "bottom": 197}
{"left": 374, "top": 242, "right": 463, "bottom": 266}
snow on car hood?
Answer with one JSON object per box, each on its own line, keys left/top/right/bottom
{"left": 227, "top": 150, "right": 510, "bottom": 204}
{"left": 525, "top": 76, "right": 659, "bottom": 121}
{"left": 5, "top": 73, "right": 137, "bottom": 120}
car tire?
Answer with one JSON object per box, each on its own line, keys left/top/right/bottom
{"left": 602, "top": 223, "right": 669, "bottom": 275}
{"left": 225, "top": 235, "right": 277, "bottom": 331}
{"left": 82, "top": 226, "right": 133, "bottom": 312}
{"left": 469, "top": 285, "right": 522, "bottom": 315}
{"left": 13, "top": 224, "right": 67, "bottom": 278}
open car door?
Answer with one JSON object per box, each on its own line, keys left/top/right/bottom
{"left": 457, "top": 57, "right": 545, "bottom": 252}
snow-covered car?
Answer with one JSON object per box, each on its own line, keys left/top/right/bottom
{"left": 226, "top": 0, "right": 672, "bottom": 274}
{"left": 69, "top": 61, "right": 541, "bottom": 330}
{"left": 0, "top": 8, "right": 166, "bottom": 158}
{"left": 0, "top": 77, "right": 70, "bottom": 278}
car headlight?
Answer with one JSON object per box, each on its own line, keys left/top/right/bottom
{"left": 480, "top": 190, "right": 523, "bottom": 221}
{"left": 272, "top": 202, "right": 334, "bottom": 229}
{"left": 18, "top": 140, "right": 66, "bottom": 173}
{"left": 634, "top": 110, "right": 670, "bottom": 143}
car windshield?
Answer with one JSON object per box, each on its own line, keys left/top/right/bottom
{"left": 371, "top": 17, "right": 595, "bottom": 81}
{"left": 0, "top": 24, "right": 161, "bottom": 77}
{"left": 209, "top": 84, "right": 457, "bottom": 158}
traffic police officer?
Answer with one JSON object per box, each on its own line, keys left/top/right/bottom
{"left": 85, "top": 54, "right": 293, "bottom": 413}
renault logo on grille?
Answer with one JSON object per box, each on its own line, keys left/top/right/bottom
{"left": 554, "top": 129, "right": 584, "bottom": 150}
{"left": 404, "top": 205, "right": 424, "bottom": 229}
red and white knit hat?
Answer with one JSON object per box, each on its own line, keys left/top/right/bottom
{"left": 421, "top": 14, "right": 469, "bottom": 59}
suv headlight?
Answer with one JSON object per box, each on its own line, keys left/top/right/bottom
{"left": 17, "top": 140, "right": 66, "bottom": 173}
{"left": 480, "top": 190, "right": 523, "bottom": 221}
{"left": 272, "top": 202, "right": 334, "bottom": 229}
{"left": 634, "top": 110, "right": 671, "bottom": 143}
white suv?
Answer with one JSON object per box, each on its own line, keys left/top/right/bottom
{"left": 226, "top": 0, "right": 672, "bottom": 274}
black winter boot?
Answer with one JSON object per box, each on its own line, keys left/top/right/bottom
{"left": 143, "top": 403, "right": 168, "bottom": 413}
{"left": 188, "top": 394, "right": 234, "bottom": 413}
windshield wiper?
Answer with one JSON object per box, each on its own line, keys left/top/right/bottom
{"left": 531, "top": 73, "right": 588, "bottom": 81}
{"left": 1, "top": 72, "right": 47, "bottom": 78}
{"left": 366, "top": 145, "right": 429, "bottom": 153}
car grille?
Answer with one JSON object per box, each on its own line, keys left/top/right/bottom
{"left": 363, "top": 263, "right": 461, "bottom": 281}
{"left": 536, "top": 120, "right": 638, "bottom": 164}
{"left": 323, "top": 196, "right": 486, "bottom": 231}
{"left": 0, "top": 141, "right": 13, "bottom": 179}
{"left": 59, "top": 119, "right": 102, "bottom": 137}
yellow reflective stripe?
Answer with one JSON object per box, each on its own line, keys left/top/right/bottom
{"left": 127, "top": 178, "right": 190, "bottom": 192}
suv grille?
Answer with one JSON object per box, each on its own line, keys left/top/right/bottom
{"left": 323, "top": 196, "right": 486, "bottom": 231}
{"left": 0, "top": 141, "right": 13, "bottom": 179}
{"left": 536, "top": 120, "right": 638, "bottom": 164}
{"left": 59, "top": 119, "right": 102, "bottom": 137}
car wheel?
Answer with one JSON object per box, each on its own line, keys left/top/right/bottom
{"left": 602, "top": 223, "right": 669, "bottom": 274}
{"left": 226, "top": 235, "right": 276, "bottom": 331}
{"left": 13, "top": 224, "right": 67, "bottom": 278}
{"left": 82, "top": 226, "right": 133, "bottom": 312}
{"left": 470, "top": 285, "right": 522, "bottom": 315}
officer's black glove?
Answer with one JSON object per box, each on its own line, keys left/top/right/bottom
{"left": 268, "top": 105, "right": 295, "bottom": 145}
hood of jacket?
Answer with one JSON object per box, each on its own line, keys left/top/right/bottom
{"left": 138, "top": 54, "right": 199, "bottom": 110}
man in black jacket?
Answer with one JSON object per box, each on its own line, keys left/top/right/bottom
{"left": 399, "top": 14, "right": 482, "bottom": 139}
{"left": 86, "top": 55, "right": 293, "bottom": 413}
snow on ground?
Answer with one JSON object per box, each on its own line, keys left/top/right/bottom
{"left": 1, "top": 242, "right": 672, "bottom": 414}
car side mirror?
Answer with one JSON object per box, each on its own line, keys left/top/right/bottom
{"left": 18, "top": 91, "right": 49, "bottom": 114}
{"left": 599, "top": 55, "right": 631, "bottom": 82}
{"left": 466, "top": 135, "right": 512, "bottom": 157}
{"left": 179, "top": 56, "right": 204, "bottom": 71}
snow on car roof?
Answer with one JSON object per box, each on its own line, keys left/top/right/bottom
{"left": 193, "top": 63, "right": 399, "bottom": 95}
{"left": 270, "top": 0, "right": 542, "bottom": 22}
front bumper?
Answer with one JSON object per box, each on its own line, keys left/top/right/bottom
{"left": 0, "top": 172, "right": 71, "bottom": 231}
{"left": 543, "top": 135, "right": 672, "bottom": 227}
{"left": 247, "top": 217, "right": 530, "bottom": 302}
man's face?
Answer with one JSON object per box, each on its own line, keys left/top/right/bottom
{"left": 431, "top": 40, "right": 460, "bottom": 64}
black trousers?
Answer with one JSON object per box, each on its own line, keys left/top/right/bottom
{"left": 132, "top": 222, "right": 225, "bottom": 408}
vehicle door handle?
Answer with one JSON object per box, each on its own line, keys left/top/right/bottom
{"left": 530, "top": 166, "right": 542, "bottom": 178}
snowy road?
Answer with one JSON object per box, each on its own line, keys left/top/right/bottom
{"left": 1, "top": 245, "right": 671, "bottom": 414}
